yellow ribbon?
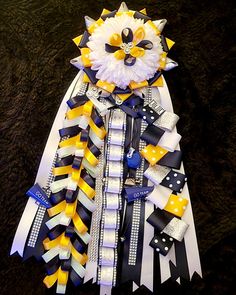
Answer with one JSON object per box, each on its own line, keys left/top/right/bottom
{"left": 146, "top": 20, "right": 161, "bottom": 35}
{"left": 43, "top": 234, "right": 63, "bottom": 250}
{"left": 71, "top": 166, "right": 83, "bottom": 182}
{"left": 43, "top": 267, "right": 69, "bottom": 288}
{"left": 47, "top": 201, "right": 66, "bottom": 217}
{"left": 73, "top": 212, "right": 88, "bottom": 234}
{"left": 88, "top": 18, "right": 104, "bottom": 34}
{"left": 96, "top": 80, "right": 116, "bottom": 93}
{"left": 59, "top": 134, "right": 81, "bottom": 148}
{"left": 84, "top": 147, "right": 99, "bottom": 166}
{"left": 89, "top": 118, "right": 107, "bottom": 139}
{"left": 53, "top": 165, "right": 73, "bottom": 176}
{"left": 159, "top": 52, "right": 167, "bottom": 70}
{"left": 66, "top": 101, "right": 93, "bottom": 120}
{"left": 81, "top": 48, "right": 92, "bottom": 67}
{"left": 65, "top": 199, "right": 77, "bottom": 218}
{"left": 140, "top": 144, "right": 168, "bottom": 165}
{"left": 164, "top": 194, "right": 188, "bottom": 217}
{"left": 43, "top": 270, "right": 58, "bottom": 288}
{"left": 129, "top": 80, "right": 148, "bottom": 90}
{"left": 58, "top": 267, "right": 69, "bottom": 285}
{"left": 78, "top": 177, "right": 95, "bottom": 199}
{"left": 71, "top": 246, "right": 88, "bottom": 265}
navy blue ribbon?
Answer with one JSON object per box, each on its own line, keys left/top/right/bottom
{"left": 67, "top": 94, "right": 88, "bottom": 109}
{"left": 48, "top": 225, "right": 65, "bottom": 240}
{"left": 61, "top": 258, "right": 71, "bottom": 271}
{"left": 158, "top": 150, "right": 182, "bottom": 169}
{"left": 45, "top": 256, "right": 60, "bottom": 275}
{"left": 65, "top": 188, "right": 78, "bottom": 203}
{"left": 65, "top": 225, "right": 74, "bottom": 238}
{"left": 160, "top": 170, "right": 187, "bottom": 193}
{"left": 78, "top": 30, "right": 90, "bottom": 48}
{"left": 70, "top": 269, "right": 83, "bottom": 286}
{"left": 55, "top": 155, "right": 74, "bottom": 167}
{"left": 148, "top": 71, "right": 162, "bottom": 85}
{"left": 26, "top": 183, "right": 51, "bottom": 209}
{"left": 83, "top": 67, "right": 98, "bottom": 84}
{"left": 160, "top": 35, "right": 169, "bottom": 52}
{"left": 141, "top": 124, "right": 165, "bottom": 145}
{"left": 101, "top": 10, "right": 117, "bottom": 21}
{"left": 73, "top": 238, "right": 86, "bottom": 254}
{"left": 72, "top": 156, "right": 83, "bottom": 170}
{"left": 76, "top": 202, "right": 91, "bottom": 226}
{"left": 124, "top": 185, "right": 154, "bottom": 203}
{"left": 59, "top": 126, "right": 81, "bottom": 138}
{"left": 91, "top": 109, "right": 104, "bottom": 127}
{"left": 50, "top": 190, "right": 65, "bottom": 205}
{"left": 133, "top": 11, "right": 151, "bottom": 22}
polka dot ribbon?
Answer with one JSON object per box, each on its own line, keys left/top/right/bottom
{"left": 147, "top": 204, "right": 189, "bottom": 256}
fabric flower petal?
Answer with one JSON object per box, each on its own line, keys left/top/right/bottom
{"left": 121, "top": 27, "right": 133, "bottom": 43}
{"left": 114, "top": 49, "right": 126, "bottom": 60}
{"left": 130, "top": 46, "right": 145, "bottom": 58}
{"left": 133, "top": 27, "right": 145, "bottom": 44}
{"left": 124, "top": 54, "right": 136, "bottom": 66}
{"left": 137, "top": 40, "right": 153, "bottom": 50}
{"left": 109, "top": 33, "right": 122, "bottom": 46}
{"left": 105, "top": 43, "right": 120, "bottom": 53}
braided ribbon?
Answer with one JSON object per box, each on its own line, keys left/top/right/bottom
{"left": 42, "top": 89, "right": 106, "bottom": 293}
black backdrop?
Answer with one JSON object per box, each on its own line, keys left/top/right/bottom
{"left": 0, "top": 0, "right": 235, "bottom": 294}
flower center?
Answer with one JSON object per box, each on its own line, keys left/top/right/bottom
{"left": 120, "top": 42, "right": 134, "bottom": 54}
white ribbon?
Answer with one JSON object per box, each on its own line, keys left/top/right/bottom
{"left": 71, "top": 257, "right": 86, "bottom": 278}
{"left": 103, "top": 210, "right": 118, "bottom": 229}
{"left": 74, "top": 228, "right": 91, "bottom": 244}
{"left": 78, "top": 190, "right": 97, "bottom": 212}
{"left": 107, "top": 161, "right": 122, "bottom": 177}
{"left": 42, "top": 246, "right": 60, "bottom": 263}
{"left": 100, "top": 247, "right": 115, "bottom": 266}
{"left": 50, "top": 177, "right": 71, "bottom": 193}
{"left": 158, "top": 130, "right": 182, "bottom": 152}
{"left": 109, "top": 129, "right": 124, "bottom": 145}
{"left": 100, "top": 265, "right": 114, "bottom": 285}
{"left": 57, "top": 146, "right": 76, "bottom": 158}
{"left": 56, "top": 284, "right": 66, "bottom": 294}
{"left": 105, "top": 177, "right": 121, "bottom": 194}
{"left": 107, "top": 145, "right": 123, "bottom": 161}
{"left": 102, "top": 229, "right": 117, "bottom": 248}
{"left": 144, "top": 165, "right": 170, "bottom": 186}
{"left": 105, "top": 193, "right": 120, "bottom": 210}
{"left": 155, "top": 110, "right": 179, "bottom": 131}
{"left": 46, "top": 212, "right": 71, "bottom": 230}
{"left": 146, "top": 185, "right": 170, "bottom": 209}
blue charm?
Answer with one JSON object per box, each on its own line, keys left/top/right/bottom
{"left": 125, "top": 186, "right": 154, "bottom": 203}
{"left": 126, "top": 147, "right": 142, "bottom": 169}
{"left": 26, "top": 183, "right": 51, "bottom": 208}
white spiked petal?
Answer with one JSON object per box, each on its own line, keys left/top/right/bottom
{"left": 164, "top": 57, "right": 178, "bottom": 71}
{"left": 84, "top": 15, "right": 96, "bottom": 28}
{"left": 118, "top": 2, "right": 129, "bottom": 12}
{"left": 153, "top": 19, "right": 167, "bottom": 33}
